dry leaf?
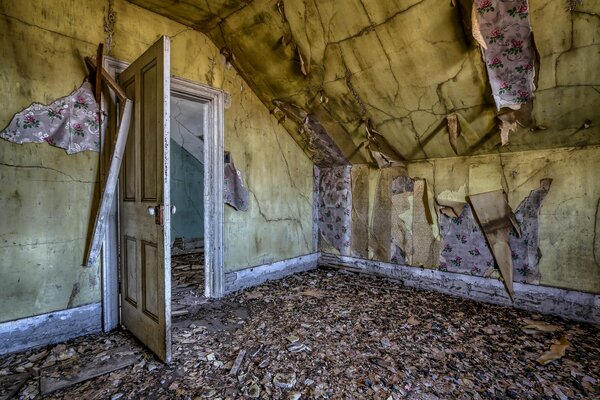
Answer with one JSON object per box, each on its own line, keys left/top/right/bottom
{"left": 407, "top": 316, "right": 420, "bottom": 326}
{"left": 537, "top": 337, "right": 570, "bottom": 365}
{"left": 521, "top": 322, "right": 562, "bottom": 334}
{"left": 298, "top": 289, "right": 324, "bottom": 298}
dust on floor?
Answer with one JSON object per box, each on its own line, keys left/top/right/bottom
{"left": 1, "top": 268, "right": 598, "bottom": 399}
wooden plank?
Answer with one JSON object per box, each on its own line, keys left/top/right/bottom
{"left": 95, "top": 44, "right": 104, "bottom": 103}
{"left": 39, "top": 346, "right": 140, "bottom": 395}
{"left": 229, "top": 349, "right": 246, "bottom": 376}
{"left": 85, "top": 99, "right": 133, "bottom": 267}
{"left": 85, "top": 57, "right": 128, "bottom": 102}
{"left": 0, "top": 373, "right": 29, "bottom": 400}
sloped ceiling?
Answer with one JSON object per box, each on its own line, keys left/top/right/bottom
{"left": 128, "top": 0, "right": 600, "bottom": 165}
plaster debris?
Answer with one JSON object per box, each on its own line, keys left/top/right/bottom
{"left": 2, "top": 269, "right": 598, "bottom": 399}
{"left": 0, "top": 82, "right": 104, "bottom": 154}
{"left": 224, "top": 151, "right": 249, "bottom": 211}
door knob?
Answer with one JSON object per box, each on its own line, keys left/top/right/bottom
{"left": 171, "top": 205, "right": 177, "bottom": 215}
{"left": 147, "top": 206, "right": 156, "bottom": 216}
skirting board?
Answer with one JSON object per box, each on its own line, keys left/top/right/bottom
{"left": 0, "top": 303, "right": 102, "bottom": 356}
{"left": 320, "top": 253, "right": 600, "bottom": 323}
{"left": 224, "top": 253, "right": 319, "bottom": 294}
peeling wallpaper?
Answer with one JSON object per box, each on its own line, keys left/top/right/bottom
{"left": 0, "top": 0, "right": 312, "bottom": 322}
{"left": 129, "top": 0, "right": 600, "bottom": 165}
{"left": 318, "top": 146, "right": 600, "bottom": 294}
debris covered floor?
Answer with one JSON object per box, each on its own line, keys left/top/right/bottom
{"left": 2, "top": 266, "right": 599, "bottom": 400}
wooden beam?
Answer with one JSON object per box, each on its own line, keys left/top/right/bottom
{"left": 85, "top": 99, "right": 133, "bottom": 267}
{"left": 94, "top": 43, "right": 104, "bottom": 103}
{"left": 85, "top": 56, "right": 127, "bottom": 103}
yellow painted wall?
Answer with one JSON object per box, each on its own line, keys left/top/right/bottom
{"left": 0, "top": 0, "right": 313, "bottom": 322}
{"left": 346, "top": 146, "right": 599, "bottom": 294}
{"left": 398, "top": 146, "right": 600, "bottom": 294}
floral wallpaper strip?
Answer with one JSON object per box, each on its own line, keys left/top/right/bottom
{"left": 508, "top": 179, "right": 552, "bottom": 284}
{"left": 224, "top": 152, "right": 249, "bottom": 211}
{"left": 317, "top": 166, "right": 352, "bottom": 255}
{"left": 1, "top": 82, "right": 103, "bottom": 154}
{"left": 439, "top": 204, "right": 496, "bottom": 276}
{"left": 475, "top": 0, "right": 536, "bottom": 110}
{"left": 439, "top": 180, "right": 551, "bottom": 285}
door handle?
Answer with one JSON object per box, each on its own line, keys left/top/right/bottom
{"left": 147, "top": 205, "right": 164, "bottom": 226}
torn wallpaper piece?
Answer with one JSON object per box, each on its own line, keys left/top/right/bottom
{"left": 469, "top": 190, "right": 520, "bottom": 299}
{"left": 1, "top": 82, "right": 104, "bottom": 154}
{"left": 224, "top": 152, "right": 249, "bottom": 211}
{"left": 475, "top": 0, "right": 536, "bottom": 110}
{"left": 446, "top": 114, "right": 460, "bottom": 154}
{"left": 317, "top": 166, "right": 352, "bottom": 255}
{"left": 272, "top": 100, "right": 348, "bottom": 168}
{"left": 498, "top": 111, "right": 518, "bottom": 145}
{"left": 509, "top": 179, "right": 552, "bottom": 284}
{"left": 439, "top": 204, "right": 496, "bottom": 276}
{"left": 390, "top": 175, "right": 414, "bottom": 265}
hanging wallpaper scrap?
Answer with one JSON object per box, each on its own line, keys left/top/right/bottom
{"left": 272, "top": 100, "right": 348, "bottom": 168}
{"left": 469, "top": 190, "right": 519, "bottom": 299}
{"left": 1, "top": 82, "right": 104, "bottom": 154}
{"left": 509, "top": 179, "right": 552, "bottom": 284}
{"left": 475, "top": 0, "right": 536, "bottom": 110}
{"left": 317, "top": 166, "right": 352, "bottom": 255}
{"left": 224, "top": 152, "right": 249, "bottom": 211}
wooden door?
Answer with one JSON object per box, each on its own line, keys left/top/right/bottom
{"left": 118, "top": 36, "right": 172, "bottom": 363}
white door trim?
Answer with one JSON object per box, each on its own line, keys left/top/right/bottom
{"left": 101, "top": 58, "right": 225, "bottom": 332}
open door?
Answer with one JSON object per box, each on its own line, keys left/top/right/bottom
{"left": 118, "top": 36, "right": 172, "bottom": 363}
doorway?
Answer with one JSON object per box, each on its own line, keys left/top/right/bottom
{"left": 169, "top": 93, "right": 206, "bottom": 321}
{"left": 101, "top": 50, "right": 226, "bottom": 363}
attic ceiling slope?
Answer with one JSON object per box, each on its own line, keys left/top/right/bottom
{"left": 127, "top": 0, "right": 600, "bottom": 164}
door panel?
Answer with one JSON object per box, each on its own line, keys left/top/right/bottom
{"left": 118, "top": 36, "right": 171, "bottom": 363}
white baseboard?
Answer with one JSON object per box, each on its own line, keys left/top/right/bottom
{"left": 320, "top": 253, "right": 600, "bottom": 323}
{"left": 0, "top": 303, "right": 102, "bottom": 355}
{"left": 224, "top": 253, "right": 319, "bottom": 294}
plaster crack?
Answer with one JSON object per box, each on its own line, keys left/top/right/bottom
{"left": 0, "top": 162, "right": 95, "bottom": 184}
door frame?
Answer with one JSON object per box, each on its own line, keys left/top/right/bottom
{"left": 101, "top": 57, "right": 225, "bottom": 332}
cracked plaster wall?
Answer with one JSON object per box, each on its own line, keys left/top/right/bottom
{"left": 0, "top": 0, "right": 313, "bottom": 322}
{"left": 198, "top": 0, "right": 600, "bottom": 164}
{"left": 345, "top": 146, "right": 600, "bottom": 294}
